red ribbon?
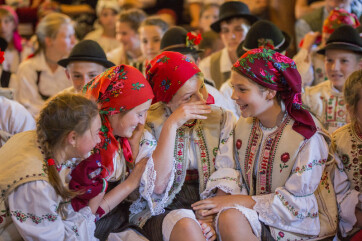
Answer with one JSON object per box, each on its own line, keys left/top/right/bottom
{"left": 120, "top": 137, "right": 133, "bottom": 163}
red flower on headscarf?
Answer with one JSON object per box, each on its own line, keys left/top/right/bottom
{"left": 323, "top": 8, "right": 360, "bottom": 34}
{"left": 0, "top": 51, "right": 4, "bottom": 64}
{"left": 186, "top": 32, "right": 202, "bottom": 48}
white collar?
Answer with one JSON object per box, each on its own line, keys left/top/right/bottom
{"left": 220, "top": 48, "right": 233, "bottom": 73}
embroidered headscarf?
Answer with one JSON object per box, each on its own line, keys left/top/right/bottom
{"left": 0, "top": 5, "right": 22, "bottom": 52}
{"left": 323, "top": 8, "right": 360, "bottom": 34}
{"left": 232, "top": 48, "right": 316, "bottom": 139}
{"left": 84, "top": 65, "right": 154, "bottom": 178}
{"left": 146, "top": 51, "right": 201, "bottom": 104}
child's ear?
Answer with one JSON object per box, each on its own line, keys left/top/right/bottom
{"left": 44, "top": 36, "right": 52, "bottom": 48}
{"left": 266, "top": 89, "right": 277, "bottom": 100}
{"left": 66, "top": 130, "right": 77, "bottom": 147}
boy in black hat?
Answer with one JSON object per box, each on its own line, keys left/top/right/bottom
{"left": 58, "top": 40, "right": 115, "bottom": 93}
{"left": 199, "top": 1, "right": 258, "bottom": 89}
{"left": 303, "top": 25, "right": 362, "bottom": 134}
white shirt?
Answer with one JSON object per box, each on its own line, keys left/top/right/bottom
{"left": 15, "top": 51, "right": 72, "bottom": 117}
{"left": 84, "top": 28, "right": 121, "bottom": 54}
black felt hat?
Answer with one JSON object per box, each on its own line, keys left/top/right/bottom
{"left": 317, "top": 25, "right": 362, "bottom": 55}
{"left": 160, "top": 26, "right": 203, "bottom": 54}
{"left": 210, "top": 1, "right": 258, "bottom": 33}
{"left": 58, "top": 40, "right": 115, "bottom": 68}
{"left": 237, "top": 20, "right": 291, "bottom": 57}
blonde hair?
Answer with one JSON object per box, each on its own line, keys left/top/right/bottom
{"left": 118, "top": 8, "right": 146, "bottom": 32}
{"left": 140, "top": 16, "right": 169, "bottom": 34}
{"left": 36, "top": 93, "right": 99, "bottom": 199}
{"left": 35, "top": 12, "right": 72, "bottom": 54}
{"left": 344, "top": 69, "right": 362, "bottom": 123}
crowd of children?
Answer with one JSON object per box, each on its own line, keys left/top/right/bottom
{"left": 0, "top": 0, "right": 361, "bottom": 241}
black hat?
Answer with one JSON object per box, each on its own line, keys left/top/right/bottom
{"left": 317, "top": 25, "right": 362, "bottom": 55}
{"left": 210, "top": 1, "right": 258, "bottom": 33}
{"left": 58, "top": 40, "right": 115, "bottom": 68}
{"left": 237, "top": 20, "right": 291, "bottom": 57}
{"left": 0, "top": 37, "right": 8, "bottom": 51}
{"left": 160, "top": 26, "right": 203, "bottom": 54}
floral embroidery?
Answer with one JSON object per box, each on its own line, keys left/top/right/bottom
{"left": 320, "top": 171, "right": 331, "bottom": 193}
{"left": 0, "top": 209, "right": 8, "bottom": 224}
{"left": 276, "top": 191, "right": 318, "bottom": 219}
{"left": 209, "top": 177, "right": 237, "bottom": 182}
{"left": 156, "top": 56, "right": 170, "bottom": 63}
{"left": 160, "top": 78, "right": 172, "bottom": 92}
{"left": 279, "top": 152, "right": 290, "bottom": 173}
{"left": 195, "top": 126, "right": 211, "bottom": 188}
{"left": 291, "top": 159, "right": 327, "bottom": 175}
{"left": 236, "top": 139, "right": 242, "bottom": 150}
{"left": 276, "top": 231, "right": 284, "bottom": 240}
{"left": 10, "top": 210, "right": 58, "bottom": 224}
{"left": 220, "top": 131, "right": 233, "bottom": 144}
{"left": 140, "top": 139, "right": 157, "bottom": 147}
{"left": 322, "top": 95, "right": 347, "bottom": 131}
{"left": 72, "top": 225, "right": 80, "bottom": 236}
{"left": 132, "top": 82, "right": 145, "bottom": 90}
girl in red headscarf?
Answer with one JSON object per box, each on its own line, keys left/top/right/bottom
{"left": 136, "top": 51, "right": 240, "bottom": 241}
{"left": 82, "top": 64, "right": 168, "bottom": 240}
{"left": 193, "top": 48, "right": 337, "bottom": 241}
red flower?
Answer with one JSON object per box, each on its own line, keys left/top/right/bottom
{"left": 236, "top": 139, "right": 242, "bottom": 149}
{"left": 0, "top": 51, "right": 4, "bottom": 64}
{"left": 186, "top": 32, "right": 202, "bottom": 47}
{"left": 281, "top": 153, "right": 290, "bottom": 163}
{"left": 278, "top": 231, "right": 284, "bottom": 238}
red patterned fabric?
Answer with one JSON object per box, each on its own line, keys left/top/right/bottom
{"left": 84, "top": 65, "right": 154, "bottom": 178}
{"left": 233, "top": 48, "right": 316, "bottom": 139}
{"left": 323, "top": 8, "right": 360, "bottom": 34}
{"left": 146, "top": 51, "right": 201, "bottom": 104}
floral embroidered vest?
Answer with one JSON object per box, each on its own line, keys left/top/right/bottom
{"left": 0, "top": 131, "right": 49, "bottom": 235}
{"left": 332, "top": 123, "right": 362, "bottom": 192}
{"left": 146, "top": 102, "right": 224, "bottom": 201}
{"left": 235, "top": 115, "right": 338, "bottom": 240}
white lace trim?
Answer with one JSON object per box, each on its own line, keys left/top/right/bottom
{"left": 200, "top": 183, "right": 240, "bottom": 199}
{"left": 78, "top": 206, "right": 96, "bottom": 238}
{"left": 252, "top": 194, "right": 283, "bottom": 225}
{"left": 215, "top": 205, "right": 262, "bottom": 240}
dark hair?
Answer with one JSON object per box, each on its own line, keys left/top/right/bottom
{"left": 140, "top": 16, "right": 169, "bottom": 34}
{"left": 36, "top": 93, "right": 99, "bottom": 199}
{"left": 118, "top": 8, "right": 147, "bottom": 32}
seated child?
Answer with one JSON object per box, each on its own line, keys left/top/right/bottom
{"left": 303, "top": 25, "right": 362, "bottom": 134}
{"left": 331, "top": 69, "right": 362, "bottom": 240}
{"left": 58, "top": 40, "right": 115, "bottom": 93}
{"left": 294, "top": 8, "right": 360, "bottom": 87}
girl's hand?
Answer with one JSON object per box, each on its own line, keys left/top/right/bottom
{"left": 127, "top": 157, "right": 148, "bottom": 189}
{"left": 199, "top": 220, "right": 217, "bottom": 241}
{"left": 192, "top": 195, "right": 256, "bottom": 216}
{"left": 129, "top": 123, "right": 145, "bottom": 160}
{"left": 88, "top": 191, "right": 105, "bottom": 214}
{"left": 167, "top": 101, "right": 211, "bottom": 129}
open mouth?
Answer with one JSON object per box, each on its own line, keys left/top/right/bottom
{"left": 239, "top": 104, "right": 248, "bottom": 111}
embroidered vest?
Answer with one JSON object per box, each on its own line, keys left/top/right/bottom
{"left": 332, "top": 123, "right": 361, "bottom": 192}
{"left": 210, "top": 50, "right": 231, "bottom": 89}
{"left": 235, "top": 116, "right": 338, "bottom": 240}
{"left": 130, "top": 102, "right": 226, "bottom": 227}
{"left": 0, "top": 131, "right": 49, "bottom": 235}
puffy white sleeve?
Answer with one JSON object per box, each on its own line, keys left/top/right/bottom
{"left": 15, "top": 62, "right": 44, "bottom": 117}
{"left": 131, "top": 130, "right": 175, "bottom": 216}
{"left": 252, "top": 133, "right": 329, "bottom": 236}
{"left": 8, "top": 180, "right": 98, "bottom": 241}
{"left": 201, "top": 110, "right": 243, "bottom": 199}
{"left": 332, "top": 149, "right": 361, "bottom": 237}
{"left": 293, "top": 48, "right": 314, "bottom": 87}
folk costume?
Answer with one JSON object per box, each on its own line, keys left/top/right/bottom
{"left": 228, "top": 49, "right": 337, "bottom": 240}
{"left": 331, "top": 123, "right": 362, "bottom": 238}
{"left": 84, "top": 65, "right": 164, "bottom": 240}
{"left": 138, "top": 51, "right": 240, "bottom": 241}
{"left": 0, "top": 131, "right": 98, "bottom": 241}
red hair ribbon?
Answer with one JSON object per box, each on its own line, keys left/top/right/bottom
{"left": 47, "top": 158, "right": 56, "bottom": 166}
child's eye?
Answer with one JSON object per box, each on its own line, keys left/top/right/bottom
{"left": 341, "top": 59, "right": 349, "bottom": 63}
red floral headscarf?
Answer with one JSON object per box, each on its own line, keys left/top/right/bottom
{"left": 323, "top": 8, "right": 360, "bottom": 34}
{"left": 233, "top": 48, "right": 316, "bottom": 139}
{"left": 84, "top": 65, "right": 154, "bottom": 178}
{"left": 146, "top": 51, "right": 201, "bottom": 104}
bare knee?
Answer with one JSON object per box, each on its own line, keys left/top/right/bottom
{"left": 174, "top": 217, "right": 199, "bottom": 232}
{"left": 218, "top": 208, "right": 252, "bottom": 237}
{"left": 170, "top": 218, "right": 204, "bottom": 241}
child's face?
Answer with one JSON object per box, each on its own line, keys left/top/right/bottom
{"left": 99, "top": 8, "right": 117, "bottom": 31}
{"left": 139, "top": 25, "right": 163, "bottom": 61}
{"left": 199, "top": 6, "right": 219, "bottom": 32}
{"left": 116, "top": 21, "right": 140, "bottom": 52}
{"left": 325, "top": 49, "right": 362, "bottom": 91}
{"left": 166, "top": 75, "right": 206, "bottom": 112}
{"left": 0, "top": 15, "right": 15, "bottom": 42}
{"left": 108, "top": 99, "right": 152, "bottom": 138}
{"left": 48, "top": 24, "right": 76, "bottom": 57}
{"left": 66, "top": 61, "right": 105, "bottom": 93}
{"left": 230, "top": 71, "right": 271, "bottom": 119}
{"left": 220, "top": 18, "right": 249, "bottom": 53}
{"left": 75, "top": 114, "right": 101, "bottom": 158}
